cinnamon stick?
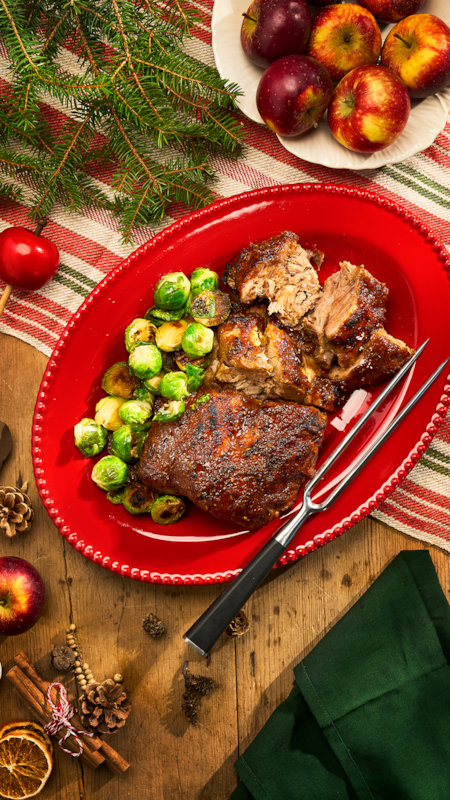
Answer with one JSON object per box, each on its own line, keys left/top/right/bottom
{"left": 6, "top": 666, "right": 104, "bottom": 769}
{"left": 12, "top": 652, "right": 130, "bottom": 774}
{"left": 13, "top": 653, "right": 102, "bottom": 753}
{"left": 97, "top": 739, "right": 130, "bottom": 775}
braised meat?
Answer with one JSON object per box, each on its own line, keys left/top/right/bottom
{"left": 224, "top": 231, "right": 322, "bottom": 327}
{"left": 138, "top": 387, "right": 327, "bottom": 530}
{"left": 214, "top": 241, "right": 414, "bottom": 414}
{"left": 214, "top": 308, "right": 272, "bottom": 396}
{"left": 264, "top": 318, "right": 345, "bottom": 410}
{"left": 210, "top": 309, "right": 344, "bottom": 411}
{"left": 329, "top": 329, "right": 415, "bottom": 390}
{"left": 137, "top": 236, "right": 415, "bottom": 531}
{"left": 303, "top": 261, "right": 388, "bottom": 368}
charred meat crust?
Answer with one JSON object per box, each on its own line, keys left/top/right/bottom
{"left": 138, "top": 387, "right": 327, "bottom": 530}
{"left": 329, "top": 329, "right": 415, "bottom": 390}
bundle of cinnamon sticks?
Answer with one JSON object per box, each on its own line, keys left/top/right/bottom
{"left": 6, "top": 652, "right": 129, "bottom": 774}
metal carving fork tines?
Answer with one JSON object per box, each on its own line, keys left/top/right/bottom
{"left": 184, "top": 340, "right": 450, "bottom": 656}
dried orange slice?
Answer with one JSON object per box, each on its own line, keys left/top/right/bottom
{"left": 0, "top": 731, "right": 52, "bottom": 799}
{"left": 0, "top": 723, "right": 52, "bottom": 759}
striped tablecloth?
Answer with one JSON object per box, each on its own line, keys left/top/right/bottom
{"left": 1, "top": 2, "right": 450, "bottom": 552}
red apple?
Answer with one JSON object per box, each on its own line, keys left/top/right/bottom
{"left": 358, "top": 0, "right": 425, "bottom": 23}
{"left": 306, "top": 4, "right": 381, "bottom": 84}
{"left": 0, "top": 222, "right": 60, "bottom": 291}
{"left": 256, "top": 55, "right": 333, "bottom": 136}
{"left": 327, "top": 65, "right": 410, "bottom": 152}
{"left": 0, "top": 556, "right": 46, "bottom": 636}
{"left": 381, "top": 14, "right": 450, "bottom": 98}
{"left": 240, "top": 0, "right": 312, "bottom": 69}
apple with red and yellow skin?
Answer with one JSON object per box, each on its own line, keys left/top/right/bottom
{"left": 381, "top": 14, "right": 450, "bottom": 98}
{"left": 0, "top": 556, "right": 46, "bottom": 636}
{"left": 256, "top": 55, "right": 333, "bottom": 136}
{"left": 327, "top": 65, "right": 410, "bottom": 153}
{"left": 306, "top": 4, "right": 381, "bottom": 84}
{"left": 241, "top": 0, "right": 312, "bottom": 69}
{"left": 358, "top": 0, "right": 424, "bottom": 23}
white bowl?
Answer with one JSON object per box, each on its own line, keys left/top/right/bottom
{"left": 211, "top": 0, "right": 450, "bottom": 169}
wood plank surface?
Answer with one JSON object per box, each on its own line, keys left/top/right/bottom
{"left": 1, "top": 331, "right": 449, "bottom": 799}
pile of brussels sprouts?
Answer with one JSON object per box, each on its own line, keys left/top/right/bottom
{"left": 73, "top": 267, "right": 231, "bottom": 524}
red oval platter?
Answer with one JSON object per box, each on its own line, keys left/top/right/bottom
{"left": 32, "top": 184, "right": 450, "bottom": 585}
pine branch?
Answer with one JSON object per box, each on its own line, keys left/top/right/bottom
{"left": 0, "top": 0, "right": 245, "bottom": 242}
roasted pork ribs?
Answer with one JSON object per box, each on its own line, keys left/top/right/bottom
{"left": 139, "top": 387, "right": 327, "bottom": 529}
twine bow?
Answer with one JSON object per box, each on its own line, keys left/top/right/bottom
{"left": 44, "top": 682, "right": 93, "bottom": 756}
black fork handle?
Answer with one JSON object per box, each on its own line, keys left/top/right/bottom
{"left": 183, "top": 536, "right": 286, "bottom": 656}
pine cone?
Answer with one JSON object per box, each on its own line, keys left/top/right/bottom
{"left": 225, "top": 609, "right": 250, "bottom": 638}
{"left": 0, "top": 484, "right": 33, "bottom": 537}
{"left": 79, "top": 679, "right": 131, "bottom": 734}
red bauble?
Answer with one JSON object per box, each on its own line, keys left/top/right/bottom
{"left": 0, "top": 224, "right": 60, "bottom": 291}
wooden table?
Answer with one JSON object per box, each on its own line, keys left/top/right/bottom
{"left": 1, "top": 332, "right": 449, "bottom": 800}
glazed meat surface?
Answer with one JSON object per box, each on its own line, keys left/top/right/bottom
{"left": 264, "top": 318, "right": 345, "bottom": 410}
{"left": 329, "top": 329, "right": 415, "bottom": 390}
{"left": 139, "top": 387, "right": 327, "bottom": 529}
{"left": 210, "top": 308, "right": 346, "bottom": 412}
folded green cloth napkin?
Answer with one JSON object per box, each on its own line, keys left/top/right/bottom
{"left": 230, "top": 550, "right": 450, "bottom": 800}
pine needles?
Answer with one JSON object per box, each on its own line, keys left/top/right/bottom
{"left": 0, "top": 0, "right": 245, "bottom": 241}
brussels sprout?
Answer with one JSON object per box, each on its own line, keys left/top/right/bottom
{"left": 182, "top": 323, "right": 214, "bottom": 358}
{"left": 187, "top": 290, "right": 231, "bottom": 327}
{"left": 190, "top": 267, "right": 220, "bottom": 296}
{"left": 107, "top": 486, "right": 126, "bottom": 505}
{"left": 159, "top": 371, "right": 188, "bottom": 401}
{"left": 101, "top": 361, "right": 140, "bottom": 399}
{"left": 111, "top": 425, "right": 147, "bottom": 463}
{"left": 153, "top": 399, "right": 185, "bottom": 423}
{"left": 122, "top": 483, "right": 159, "bottom": 515}
{"left": 119, "top": 399, "right": 153, "bottom": 431}
{"left": 155, "top": 320, "right": 189, "bottom": 352}
{"left": 128, "top": 343, "right": 163, "bottom": 379}
{"left": 153, "top": 272, "right": 191, "bottom": 311}
{"left": 91, "top": 455, "right": 129, "bottom": 491}
{"left": 145, "top": 306, "right": 184, "bottom": 327}
{"left": 186, "top": 363, "right": 205, "bottom": 392}
{"left": 94, "top": 396, "right": 126, "bottom": 431}
{"left": 143, "top": 371, "right": 164, "bottom": 396}
{"left": 174, "top": 351, "right": 211, "bottom": 372}
{"left": 74, "top": 418, "right": 108, "bottom": 457}
{"left": 151, "top": 495, "right": 186, "bottom": 525}
{"left": 135, "top": 385, "right": 153, "bottom": 402}
{"left": 125, "top": 318, "right": 157, "bottom": 352}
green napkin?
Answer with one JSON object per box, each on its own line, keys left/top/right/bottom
{"left": 230, "top": 550, "right": 450, "bottom": 800}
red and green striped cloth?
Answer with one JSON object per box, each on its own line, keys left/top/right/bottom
{"left": 1, "top": 2, "right": 449, "bottom": 550}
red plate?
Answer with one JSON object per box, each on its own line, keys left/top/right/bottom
{"left": 32, "top": 185, "right": 450, "bottom": 585}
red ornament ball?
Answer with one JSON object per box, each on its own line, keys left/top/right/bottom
{"left": 0, "top": 225, "right": 60, "bottom": 291}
